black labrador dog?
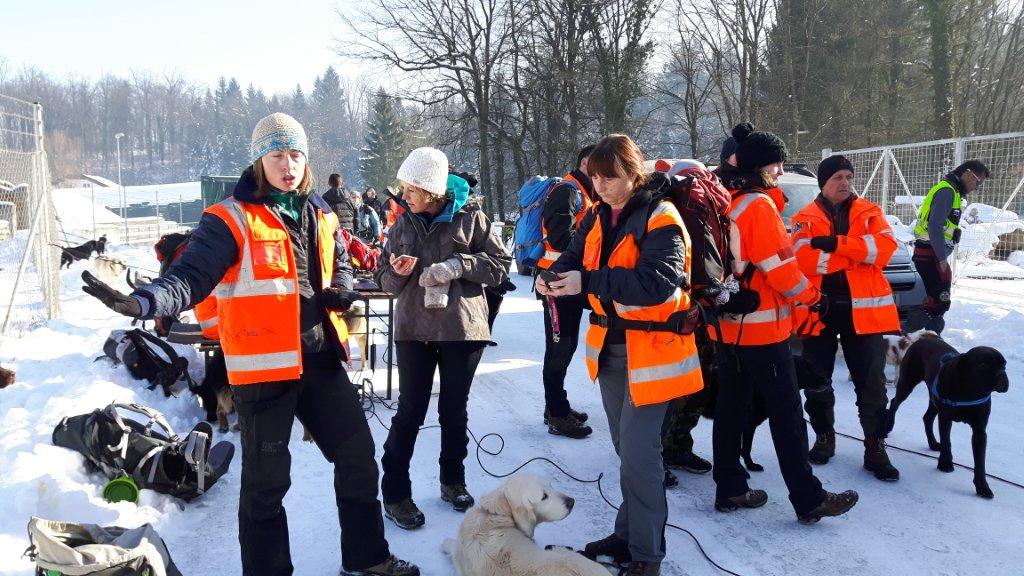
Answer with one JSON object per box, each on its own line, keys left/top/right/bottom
{"left": 60, "top": 235, "right": 107, "bottom": 268}
{"left": 886, "top": 335, "right": 1010, "bottom": 498}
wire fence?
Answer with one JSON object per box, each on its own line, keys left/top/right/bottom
{"left": 52, "top": 182, "right": 196, "bottom": 247}
{"left": 826, "top": 132, "right": 1024, "bottom": 281}
{"left": 0, "top": 94, "right": 60, "bottom": 339}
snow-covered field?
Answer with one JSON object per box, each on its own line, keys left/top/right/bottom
{"left": 1, "top": 246, "right": 1023, "bottom": 575}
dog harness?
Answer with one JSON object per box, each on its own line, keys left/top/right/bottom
{"left": 928, "top": 352, "right": 991, "bottom": 407}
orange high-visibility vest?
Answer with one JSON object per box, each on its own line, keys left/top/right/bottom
{"left": 537, "top": 174, "right": 594, "bottom": 270}
{"left": 582, "top": 200, "right": 703, "bottom": 406}
{"left": 204, "top": 197, "right": 349, "bottom": 385}
{"left": 193, "top": 296, "right": 219, "bottom": 341}
{"left": 790, "top": 196, "right": 900, "bottom": 335}
{"left": 711, "top": 186, "right": 820, "bottom": 346}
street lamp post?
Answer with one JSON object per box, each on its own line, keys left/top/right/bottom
{"left": 115, "top": 132, "right": 126, "bottom": 242}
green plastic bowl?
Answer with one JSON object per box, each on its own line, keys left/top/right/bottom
{"left": 102, "top": 475, "right": 139, "bottom": 503}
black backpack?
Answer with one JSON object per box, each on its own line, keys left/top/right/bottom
{"left": 101, "top": 329, "right": 197, "bottom": 397}
{"left": 52, "top": 402, "right": 233, "bottom": 502}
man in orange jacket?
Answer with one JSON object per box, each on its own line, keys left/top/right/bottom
{"left": 710, "top": 123, "right": 858, "bottom": 524}
{"left": 791, "top": 155, "right": 901, "bottom": 481}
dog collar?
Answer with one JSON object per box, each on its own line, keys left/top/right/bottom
{"left": 928, "top": 352, "right": 991, "bottom": 407}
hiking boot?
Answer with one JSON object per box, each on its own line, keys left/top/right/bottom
{"left": 340, "top": 554, "right": 420, "bottom": 576}
{"left": 547, "top": 414, "right": 593, "bottom": 439}
{"left": 544, "top": 406, "right": 589, "bottom": 425}
{"left": 623, "top": 561, "right": 660, "bottom": 575}
{"left": 581, "top": 533, "right": 631, "bottom": 564}
{"left": 808, "top": 431, "right": 836, "bottom": 464}
{"left": 384, "top": 499, "right": 425, "bottom": 530}
{"left": 440, "top": 483, "right": 475, "bottom": 512}
{"left": 664, "top": 469, "right": 678, "bottom": 488}
{"left": 664, "top": 450, "right": 712, "bottom": 474}
{"left": 798, "top": 490, "right": 859, "bottom": 524}
{"left": 715, "top": 489, "right": 768, "bottom": 512}
{"left": 864, "top": 436, "right": 900, "bottom": 481}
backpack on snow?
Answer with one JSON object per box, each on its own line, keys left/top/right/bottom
{"left": 25, "top": 516, "right": 182, "bottom": 576}
{"left": 101, "top": 329, "right": 197, "bottom": 397}
{"left": 513, "top": 176, "right": 580, "bottom": 270}
{"left": 51, "top": 402, "right": 234, "bottom": 502}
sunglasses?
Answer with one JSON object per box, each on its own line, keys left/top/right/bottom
{"left": 965, "top": 169, "right": 986, "bottom": 188}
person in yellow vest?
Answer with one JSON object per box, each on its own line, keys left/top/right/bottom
{"left": 536, "top": 144, "right": 597, "bottom": 439}
{"left": 911, "top": 160, "right": 989, "bottom": 333}
{"left": 81, "top": 113, "right": 420, "bottom": 576}
{"left": 791, "top": 155, "right": 901, "bottom": 481}
{"left": 538, "top": 134, "right": 702, "bottom": 576}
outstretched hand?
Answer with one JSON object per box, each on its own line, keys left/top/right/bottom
{"left": 81, "top": 271, "right": 142, "bottom": 318}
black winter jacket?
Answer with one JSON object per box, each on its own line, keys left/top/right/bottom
{"left": 323, "top": 187, "right": 360, "bottom": 234}
{"left": 134, "top": 167, "right": 354, "bottom": 356}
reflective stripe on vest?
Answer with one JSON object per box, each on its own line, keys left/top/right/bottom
{"left": 194, "top": 296, "right": 219, "bottom": 340}
{"left": 914, "top": 181, "right": 962, "bottom": 241}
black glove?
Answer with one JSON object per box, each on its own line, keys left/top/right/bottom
{"left": 810, "top": 236, "right": 838, "bottom": 253}
{"left": 951, "top": 228, "right": 962, "bottom": 244}
{"left": 810, "top": 292, "right": 829, "bottom": 318}
{"left": 322, "top": 287, "right": 363, "bottom": 312}
{"left": 81, "top": 271, "right": 142, "bottom": 318}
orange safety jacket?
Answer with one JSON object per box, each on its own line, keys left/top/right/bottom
{"left": 711, "top": 186, "right": 820, "bottom": 345}
{"left": 790, "top": 195, "right": 900, "bottom": 335}
{"left": 193, "top": 296, "right": 219, "bottom": 341}
{"left": 204, "top": 197, "right": 349, "bottom": 385}
{"left": 537, "top": 174, "right": 594, "bottom": 270}
{"left": 582, "top": 200, "right": 703, "bottom": 406}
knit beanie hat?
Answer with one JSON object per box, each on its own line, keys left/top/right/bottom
{"left": 249, "top": 113, "right": 308, "bottom": 164}
{"left": 397, "top": 147, "right": 449, "bottom": 196}
{"left": 817, "top": 154, "right": 855, "bottom": 189}
{"left": 732, "top": 123, "right": 788, "bottom": 172}
{"left": 667, "top": 159, "right": 707, "bottom": 177}
{"left": 719, "top": 136, "right": 739, "bottom": 163}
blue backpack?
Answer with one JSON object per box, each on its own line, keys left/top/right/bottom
{"left": 513, "top": 176, "right": 580, "bottom": 270}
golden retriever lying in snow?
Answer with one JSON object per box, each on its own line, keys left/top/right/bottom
{"left": 445, "top": 475, "right": 609, "bottom": 576}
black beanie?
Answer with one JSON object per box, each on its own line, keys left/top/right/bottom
{"left": 720, "top": 136, "right": 739, "bottom": 163}
{"left": 816, "top": 154, "right": 855, "bottom": 189}
{"left": 732, "top": 123, "right": 788, "bottom": 172}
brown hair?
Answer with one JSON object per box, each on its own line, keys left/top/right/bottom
{"left": 586, "top": 134, "right": 650, "bottom": 190}
{"left": 401, "top": 182, "right": 447, "bottom": 205}
{"left": 253, "top": 157, "right": 314, "bottom": 197}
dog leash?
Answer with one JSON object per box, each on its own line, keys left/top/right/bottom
{"left": 548, "top": 295, "right": 561, "bottom": 343}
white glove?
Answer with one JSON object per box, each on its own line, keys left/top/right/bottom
{"left": 419, "top": 258, "right": 464, "bottom": 287}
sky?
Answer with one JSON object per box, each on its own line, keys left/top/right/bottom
{"left": 0, "top": 0, "right": 366, "bottom": 95}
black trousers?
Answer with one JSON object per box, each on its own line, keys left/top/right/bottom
{"left": 233, "top": 352, "right": 389, "bottom": 576}
{"left": 912, "top": 243, "right": 953, "bottom": 332}
{"left": 381, "top": 340, "right": 486, "bottom": 504}
{"left": 802, "top": 303, "right": 889, "bottom": 438}
{"left": 540, "top": 293, "right": 586, "bottom": 417}
{"left": 712, "top": 341, "right": 825, "bottom": 515}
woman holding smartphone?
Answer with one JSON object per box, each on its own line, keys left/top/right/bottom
{"left": 375, "top": 147, "right": 512, "bottom": 530}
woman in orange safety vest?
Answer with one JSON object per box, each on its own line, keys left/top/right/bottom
{"left": 81, "top": 113, "right": 420, "bottom": 576}
{"left": 538, "top": 134, "right": 701, "bottom": 574}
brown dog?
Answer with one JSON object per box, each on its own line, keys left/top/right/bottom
{"left": 0, "top": 365, "right": 14, "bottom": 388}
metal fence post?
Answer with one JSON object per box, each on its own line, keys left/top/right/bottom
{"left": 882, "top": 149, "right": 891, "bottom": 213}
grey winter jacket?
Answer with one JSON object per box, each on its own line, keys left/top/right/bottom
{"left": 376, "top": 196, "right": 511, "bottom": 342}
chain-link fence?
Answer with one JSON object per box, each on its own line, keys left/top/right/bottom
{"left": 826, "top": 132, "right": 1024, "bottom": 280}
{"left": 0, "top": 94, "right": 60, "bottom": 338}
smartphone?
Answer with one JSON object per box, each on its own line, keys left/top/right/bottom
{"left": 392, "top": 254, "right": 418, "bottom": 267}
{"left": 538, "top": 270, "right": 560, "bottom": 288}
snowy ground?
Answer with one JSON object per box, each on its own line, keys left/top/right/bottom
{"left": 1, "top": 247, "right": 1023, "bottom": 576}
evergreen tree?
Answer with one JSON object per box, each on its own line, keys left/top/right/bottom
{"left": 360, "top": 88, "right": 406, "bottom": 191}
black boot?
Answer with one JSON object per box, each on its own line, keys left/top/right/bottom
{"left": 798, "top": 490, "right": 859, "bottom": 524}
{"left": 864, "top": 436, "right": 900, "bottom": 481}
{"left": 581, "top": 533, "right": 631, "bottom": 564}
{"left": 664, "top": 450, "right": 712, "bottom": 474}
{"left": 623, "top": 560, "right": 660, "bottom": 575}
{"left": 714, "top": 489, "right": 768, "bottom": 512}
{"left": 440, "top": 484, "right": 475, "bottom": 511}
{"left": 808, "top": 431, "right": 836, "bottom": 465}
{"left": 663, "top": 469, "right": 678, "bottom": 488}
{"left": 547, "top": 414, "right": 593, "bottom": 439}
{"left": 383, "top": 499, "right": 425, "bottom": 530}
{"left": 340, "top": 555, "right": 420, "bottom": 576}
{"left": 544, "top": 406, "right": 589, "bottom": 424}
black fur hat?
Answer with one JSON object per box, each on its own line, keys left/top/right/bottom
{"left": 732, "top": 123, "right": 788, "bottom": 173}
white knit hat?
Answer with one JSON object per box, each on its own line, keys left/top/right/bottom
{"left": 397, "top": 147, "right": 449, "bottom": 196}
{"left": 667, "top": 159, "right": 707, "bottom": 176}
{"left": 250, "top": 113, "right": 309, "bottom": 164}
